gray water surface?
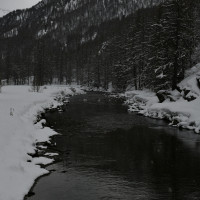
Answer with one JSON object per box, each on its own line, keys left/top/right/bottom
{"left": 28, "top": 92, "right": 200, "bottom": 200}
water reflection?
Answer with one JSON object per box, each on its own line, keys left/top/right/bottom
{"left": 28, "top": 93, "right": 200, "bottom": 200}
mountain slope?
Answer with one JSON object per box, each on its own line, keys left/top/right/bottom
{"left": 0, "top": 0, "right": 169, "bottom": 88}
{"left": 0, "top": 0, "right": 163, "bottom": 41}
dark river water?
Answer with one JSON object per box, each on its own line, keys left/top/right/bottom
{"left": 28, "top": 92, "right": 200, "bottom": 200}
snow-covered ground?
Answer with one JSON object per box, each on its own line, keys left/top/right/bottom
{"left": 0, "top": 85, "right": 84, "bottom": 200}
{"left": 124, "top": 64, "right": 200, "bottom": 134}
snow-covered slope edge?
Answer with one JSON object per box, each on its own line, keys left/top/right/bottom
{"left": 124, "top": 64, "right": 200, "bottom": 134}
{"left": 0, "top": 85, "right": 84, "bottom": 200}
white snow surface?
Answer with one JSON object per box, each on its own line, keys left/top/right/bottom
{"left": 125, "top": 65, "right": 200, "bottom": 134}
{"left": 178, "top": 64, "right": 200, "bottom": 97}
{"left": 32, "top": 157, "right": 54, "bottom": 165}
{"left": 44, "top": 152, "right": 59, "bottom": 156}
{"left": 0, "top": 85, "right": 84, "bottom": 200}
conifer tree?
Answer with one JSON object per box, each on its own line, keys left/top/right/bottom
{"left": 161, "top": 0, "right": 196, "bottom": 90}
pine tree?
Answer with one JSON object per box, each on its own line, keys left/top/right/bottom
{"left": 0, "top": 58, "right": 2, "bottom": 92}
{"left": 33, "top": 40, "right": 45, "bottom": 92}
{"left": 161, "top": 0, "right": 196, "bottom": 90}
{"left": 5, "top": 51, "right": 12, "bottom": 85}
{"left": 145, "top": 6, "right": 171, "bottom": 90}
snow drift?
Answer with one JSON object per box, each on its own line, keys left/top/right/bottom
{"left": 0, "top": 85, "right": 84, "bottom": 200}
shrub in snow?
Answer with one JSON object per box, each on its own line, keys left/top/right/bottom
{"left": 10, "top": 108, "right": 14, "bottom": 116}
{"left": 70, "top": 87, "right": 76, "bottom": 93}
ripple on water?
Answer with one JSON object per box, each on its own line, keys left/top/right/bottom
{"left": 28, "top": 93, "right": 200, "bottom": 200}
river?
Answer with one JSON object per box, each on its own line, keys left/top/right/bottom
{"left": 28, "top": 92, "right": 200, "bottom": 200}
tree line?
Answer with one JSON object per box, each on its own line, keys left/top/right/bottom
{"left": 97, "top": 0, "right": 200, "bottom": 91}
{"left": 0, "top": 0, "right": 200, "bottom": 92}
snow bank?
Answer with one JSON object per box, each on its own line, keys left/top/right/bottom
{"left": 147, "top": 98, "right": 200, "bottom": 133}
{"left": 178, "top": 64, "right": 200, "bottom": 99}
{"left": 0, "top": 85, "right": 84, "bottom": 200}
{"left": 125, "top": 65, "right": 200, "bottom": 134}
{"left": 124, "top": 90, "right": 159, "bottom": 112}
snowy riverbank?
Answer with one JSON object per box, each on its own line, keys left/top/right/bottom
{"left": 124, "top": 64, "right": 200, "bottom": 134}
{"left": 0, "top": 85, "right": 84, "bottom": 200}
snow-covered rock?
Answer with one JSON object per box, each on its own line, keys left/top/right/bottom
{"left": 124, "top": 90, "right": 159, "bottom": 112}
{"left": 178, "top": 64, "right": 200, "bottom": 100}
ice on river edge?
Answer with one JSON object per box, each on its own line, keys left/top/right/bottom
{"left": 123, "top": 64, "right": 200, "bottom": 134}
{"left": 0, "top": 85, "right": 84, "bottom": 200}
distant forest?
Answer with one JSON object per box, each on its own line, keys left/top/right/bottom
{"left": 0, "top": 0, "right": 200, "bottom": 91}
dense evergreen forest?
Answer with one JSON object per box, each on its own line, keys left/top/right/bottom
{"left": 0, "top": 0, "right": 200, "bottom": 92}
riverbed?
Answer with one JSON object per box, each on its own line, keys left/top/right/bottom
{"left": 28, "top": 92, "right": 200, "bottom": 200}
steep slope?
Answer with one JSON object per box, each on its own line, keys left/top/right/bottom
{"left": 0, "top": 0, "right": 163, "bottom": 41}
{"left": 0, "top": 0, "right": 165, "bottom": 87}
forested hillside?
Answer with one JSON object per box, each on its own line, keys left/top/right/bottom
{"left": 0, "top": 0, "right": 199, "bottom": 91}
